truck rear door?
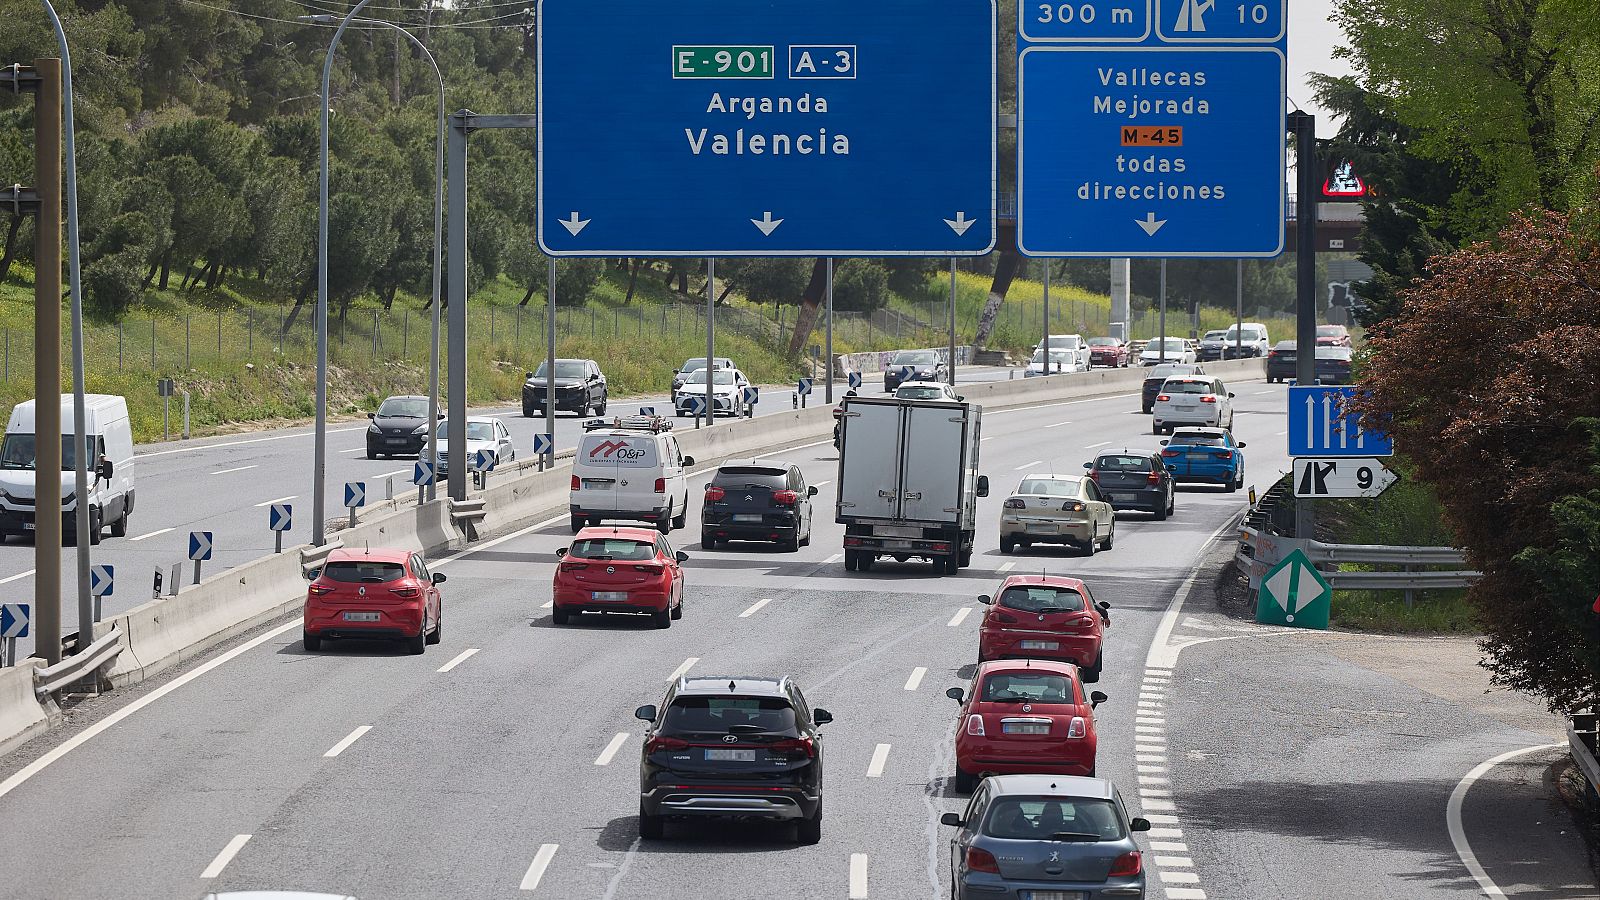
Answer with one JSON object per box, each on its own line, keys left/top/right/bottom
{"left": 837, "top": 400, "right": 905, "bottom": 522}
{"left": 901, "top": 402, "right": 964, "bottom": 523}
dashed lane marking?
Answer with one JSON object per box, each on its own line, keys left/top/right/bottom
{"left": 866, "top": 743, "right": 891, "bottom": 778}
{"left": 668, "top": 657, "right": 699, "bottom": 681}
{"left": 253, "top": 494, "right": 297, "bottom": 508}
{"left": 0, "top": 568, "right": 35, "bottom": 584}
{"left": 849, "top": 853, "right": 869, "bottom": 899}
{"left": 904, "top": 667, "right": 927, "bottom": 691}
{"left": 128, "top": 528, "right": 174, "bottom": 542}
{"left": 738, "top": 598, "right": 772, "bottom": 618}
{"left": 199, "top": 834, "right": 252, "bottom": 879}
{"left": 520, "top": 844, "right": 559, "bottom": 891}
{"left": 324, "top": 725, "right": 372, "bottom": 758}
{"left": 211, "top": 465, "right": 257, "bottom": 475}
{"left": 594, "top": 733, "right": 630, "bottom": 766}
{"left": 946, "top": 608, "right": 972, "bottom": 627}
{"left": 436, "top": 648, "right": 479, "bottom": 673}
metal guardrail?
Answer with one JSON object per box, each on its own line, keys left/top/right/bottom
{"left": 1570, "top": 714, "right": 1600, "bottom": 798}
{"left": 448, "top": 498, "right": 487, "bottom": 525}
{"left": 34, "top": 624, "right": 122, "bottom": 699}
{"left": 1306, "top": 541, "right": 1470, "bottom": 566}
{"left": 1326, "top": 570, "right": 1481, "bottom": 590}
{"left": 1237, "top": 525, "right": 1480, "bottom": 596}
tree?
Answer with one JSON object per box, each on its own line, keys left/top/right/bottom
{"left": 832, "top": 259, "right": 889, "bottom": 313}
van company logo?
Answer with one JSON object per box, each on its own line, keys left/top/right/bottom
{"left": 589, "top": 440, "right": 648, "bottom": 461}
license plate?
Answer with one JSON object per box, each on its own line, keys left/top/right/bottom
{"left": 386, "top": 438, "right": 408, "bottom": 445}
{"left": 704, "top": 748, "right": 756, "bottom": 762}
{"left": 1020, "top": 640, "right": 1059, "bottom": 650}
{"left": 1003, "top": 723, "right": 1051, "bottom": 735}
{"left": 342, "top": 612, "right": 380, "bottom": 622}
{"left": 22, "top": 522, "right": 34, "bottom": 531}
{"left": 1189, "top": 452, "right": 1210, "bottom": 459}
{"left": 883, "top": 540, "right": 914, "bottom": 551}
{"left": 878, "top": 526, "right": 923, "bottom": 539}
{"left": 1026, "top": 523, "right": 1055, "bottom": 533}
{"left": 732, "top": 514, "right": 763, "bottom": 523}
{"left": 582, "top": 479, "right": 612, "bottom": 489}
{"left": 592, "top": 591, "right": 630, "bottom": 601}
{"left": 1026, "top": 892, "right": 1086, "bottom": 900}
{"left": 1112, "top": 493, "right": 1137, "bottom": 502}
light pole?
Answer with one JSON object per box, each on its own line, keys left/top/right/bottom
{"left": 299, "top": 12, "right": 446, "bottom": 504}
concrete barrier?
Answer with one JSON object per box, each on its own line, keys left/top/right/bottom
{"left": 0, "top": 659, "right": 52, "bottom": 756}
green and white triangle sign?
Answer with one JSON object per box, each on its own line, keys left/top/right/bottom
{"left": 1257, "top": 548, "right": 1332, "bottom": 629}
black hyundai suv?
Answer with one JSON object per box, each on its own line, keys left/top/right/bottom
{"left": 701, "top": 460, "right": 817, "bottom": 552}
{"left": 635, "top": 675, "right": 833, "bottom": 844}
{"left": 523, "top": 358, "right": 607, "bottom": 416}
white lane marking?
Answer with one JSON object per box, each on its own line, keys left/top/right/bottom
{"left": 668, "top": 657, "right": 699, "bottom": 681}
{"left": 1159, "top": 871, "right": 1200, "bottom": 884}
{"left": 849, "top": 853, "right": 869, "bottom": 899}
{"left": 1447, "top": 742, "right": 1564, "bottom": 899}
{"left": 211, "top": 465, "right": 258, "bottom": 475}
{"left": 1156, "top": 856, "right": 1194, "bottom": 867}
{"left": 1253, "top": 389, "right": 1276, "bottom": 395}
{"left": 813, "top": 480, "right": 831, "bottom": 488}
{"left": 338, "top": 447, "right": 363, "bottom": 454}
{"left": 823, "top": 553, "right": 842, "bottom": 564}
{"left": 0, "top": 568, "right": 36, "bottom": 585}
{"left": 1083, "top": 440, "right": 1113, "bottom": 449}
{"left": 1141, "top": 789, "right": 1172, "bottom": 798}
{"left": 946, "top": 607, "right": 972, "bottom": 627}
{"left": 1145, "top": 514, "right": 1244, "bottom": 670}
{"left": 1137, "top": 717, "right": 1167, "bottom": 725}
{"left": 540, "top": 600, "right": 554, "bottom": 609}
{"left": 1136, "top": 754, "right": 1166, "bottom": 763}
{"left": 520, "top": 843, "right": 559, "bottom": 891}
{"left": 904, "top": 667, "right": 927, "bottom": 691}
{"left": 1135, "top": 726, "right": 1165, "bottom": 734}
{"left": 376, "top": 468, "right": 410, "bottom": 479}
{"left": 998, "top": 561, "right": 1017, "bottom": 573}
{"left": 1149, "top": 827, "right": 1184, "bottom": 839}
{"left": 1137, "top": 764, "right": 1167, "bottom": 773}
{"left": 324, "top": 725, "right": 373, "bottom": 758}
{"left": 436, "top": 648, "right": 479, "bottom": 673}
{"left": 128, "top": 528, "right": 174, "bottom": 542}
{"left": 1142, "top": 799, "right": 1176, "bottom": 811}
{"left": 199, "top": 834, "right": 252, "bottom": 879}
{"left": 1044, "top": 421, "right": 1073, "bottom": 428}
{"left": 1151, "top": 841, "right": 1189, "bottom": 852}
{"left": 1274, "top": 430, "right": 1288, "bottom": 437}
{"left": 594, "top": 732, "right": 630, "bottom": 766}
{"left": 866, "top": 743, "right": 891, "bottom": 778}
{"left": 739, "top": 598, "right": 772, "bottom": 618}
{"left": 139, "top": 424, "right": 366, "bottom": 458}
{"left": 1139, "top": 776, "right": 1171, "bottom": 786}
{"left": 1165, "top": 889, "right": 1208, "bottom": 900}
{"left": 1145, "top": 814, "right": 1181, "bottom": 824}
{"left": 1014, "top": 459, "right": 1043, "bottom": 471}
{"left": 253, "top": 494, "right": 297, "bottom": 508}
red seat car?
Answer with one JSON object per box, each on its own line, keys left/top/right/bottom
{"left": 1087, "top": 336, "right": 1129, "bottom": 368}
{"left": 553, "top": 526, "right": 687, "bottom": 628}
{"left": 976, "top": 576, "right": 1111, "bottom": 681}
{"left": 947, "top": 660, "right": 1107, "bottom": 794}
{"left": 303, "top": 547, "right": 445, "bottom": 654}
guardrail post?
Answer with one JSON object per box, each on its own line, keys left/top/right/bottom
{"left": 1404, "top": 563, "right": 1415, "bottom": 608}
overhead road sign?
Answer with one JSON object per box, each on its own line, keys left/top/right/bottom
{"left": 1288, "top": 386, "right": 1393, "bottom": 458}
{"left": 1293, "top": 457, "right": 1400, "bottom": 499}
{"left": 536, "top": 0, "right": 997, "bottom": 257}
{"left": 1016, "top": 0, "right": 1287, "bottom": 257}
{"left": 1257, "top": 548, "right": 1331, "bottom": 629}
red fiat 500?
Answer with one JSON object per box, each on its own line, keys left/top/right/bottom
{"left": 977, "top": 576, "right": 1111, "bottom": 681}
{"left": 303, "top": 547, "right": 444, "bottom": 654}
{"left": 553, "top": 526, "right": 686, "bottom": 628}
{"left": 947, "top": 660, "right": 1107, "bottom": 794}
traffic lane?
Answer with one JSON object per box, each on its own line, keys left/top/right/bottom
{"left": 1460, "top": 745, "right": 1596, "bottom": 899}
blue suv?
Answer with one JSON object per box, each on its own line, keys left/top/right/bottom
{"left": 1159, "top": 427, "right": 1246, "bottom": 491}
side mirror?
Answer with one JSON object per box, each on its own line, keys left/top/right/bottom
{"left": 813, "top": 708, "right": 834, "bottom": 725}
{"left": 1238, "top": 442, "right": 1248, "bottom": 448}
{"left": 1228, "top": 392, "right": 1236, "bottom": 398}
{"left": 438, "top": 411, "right": 446, "bottom": 419}
{"left": 97, "top": 458, "right": 114, "bottom": 481}
{"left": 367, "top": 412, "right": 376, "bottom": 419}
{"left": 305, "top": 567, "right": 321, "bottom": 581}
{"left": 808, "top": 485, "right": 819, "bottom": 497}
{"left": 1097, "top": 601, "right": 1111, "bottom": 611}
{"left": 1159, "top": 440, "right": 1169, "bottom": 446}
{"left": 1090, "top": 690, "right": 1108, "bottom": 708}
{"left": 1082, "top": 461, "right": 1092, "bottom": 469}
{"left": 976, "top": 475, "right": 989, "bottom": 498}
{"left": 956, "top": 395, "right": 966, "bottom": 402}
{"left": 940, "top": 813, "right": 964, "bottom": 827}
{"left": 945, "top": 687, "right": 965, "bottom": 704}
{"left": 1130, "top": 817, "right": 1152, "bottom": 833}
{"left": 977, "top": 594, "right": 993, "bottom": 605}
{"left": 634, "top": 704, "right": 657, "bottom": 722}
{"left": 675, "top": 551, "right": 689, "bottom": 563}
{"left": 672, "top": 369, "right": 680, "bottom": 375}
{"left": 556, "top": 547, "right": 568, "bottom": 558}
{"left": 432, "top": 573, "right": 447, "bottom": 585}
{"left": 525, "top": 372, "right": 534, "bottom": 380}
{"left": 681, "top": 455, "right": 695, "bottom": 467}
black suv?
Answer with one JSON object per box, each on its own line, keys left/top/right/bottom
{"left": 701, "top": 460, "right": 817, "bottom": 551}
{"left": 1085, "top": 448, "right": 1175, "bottom": 519}
{"left": 635, "top": 676, "right": 833, "bottom": 844}
{"left": 366, "top": 394, "right": 439, "bottom": 459}
{"left": 523, "top": 358, "right": 607, "bottom": 416}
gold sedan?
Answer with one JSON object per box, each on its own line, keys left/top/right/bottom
{"left": 998, "top": 474, "right": 1116, "bottom": 556}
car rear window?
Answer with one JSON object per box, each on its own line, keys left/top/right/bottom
{"left": 569, "top": 539, "right": 654, "bottom": 561}
{"left": 1017, "top": 478, "right": 1078, "bottom": 497}
{"left": 1096, "top": 455, "right": 1152, "bottom": 472}
{"left": 999, "top": 585, "right": 1086, "bottom": 613}
{"left": 896, "top": 386, "right": 948, "bottom": 400}
{"left": 714, "top": 466, "right": 787, "bottom": 488}
{"left": 1161, "top": 380, "right": 1212, "bottom": 394}
{"left": 1087, "top": 338, "right": 1118, "bottom": 347}
{"left": 981, "top": 672, "right": 1074, "bottom": 702}
{"left": 984, "top": 798, "right": 1124, "bottom": 840}
{"left": 321, "top": 561, "right": 407, "bottom": 583}
{"left": 1168, "top": 432, "right": 1225, "bottom": 447}
{"left": 1146, "top": 365, "right": 1192, "bottom": 380}
{"left": 1316, "top": 326, "right": 1345, "bottom": 337}
{"left": 377, "top": 397, "right": 428, "bottom": 417}
{"left": 661, "top": 697, "right": 799, "bottom": 736}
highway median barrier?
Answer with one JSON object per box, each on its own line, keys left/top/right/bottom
{"left": 0, "top": 659, "right": 54, "bottom": 756}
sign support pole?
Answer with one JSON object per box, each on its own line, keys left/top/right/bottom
{"left": 1041, "top": 262, "right": 1050, "bottom": 371}
{"left": 34, "top": 57, "right": 63, "bottom": 665}
{"left": 1290, "top": 110, "right": 1319, "bottom": 540}
{"left": 1235, "top": 259, "right": 1244, "bottom": 359}
{"left": 948, "top": 259, "right": 958, "bottom": 387}
{"left": 447, "top": 110, "right": 470, "bottom": 502}
{"left": 1157, "top": 260, "right": 1167, "bottom": 364}
{"left": 824, "top": 258, "right": 834, "bottom": 404}
{"left": 701, "top": 258, "right": 715, "bottom": 430}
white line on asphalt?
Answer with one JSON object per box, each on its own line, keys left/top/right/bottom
{"left": 1142, "top": 799, "right": 1176, "bottom": 811}
{"left": 1014, "top": 459, "right": 1043, "bottom": 471}
{"left": 199, "top": 834, "right": 252, "bottom": 879}
{"left": 1156, "top": 856, "right": 1194, "bottom": 867}
{"left": 1137, "top": 764, "right": 1167, "bottom": 773}
{"left": 436, "top": 648, "right": 479, "bottom": 673}
{"left": 946, "top": 607, "right": 972, "bottom": 627}
{"left": 128, "top": 527, "right": 174, "bottom": 542}
{"left": 668, "top": 657, "right": 699, "bottom": 681}
{"left": 1275, "top": 430, "right": 1288, "bottom": 436}
{"left": 594, "top": 733, "right": 631, "bottom": 766}
{"left": 1135, "top": 725, "right": 1165, "bottom": 734}
{"left": 520, "top": 844, "right": 559, "bottom": 891}
{"left": 253, "top": 494, "right": 297, "bottom": 508}
{"left": 823, "top": 553, "right": 842, "bottom": 564}
{"left": 1447, "top": 742, "right": 1564, "bottom": 899}
{"left": 739, "top": 598, "right": 772, "bottom": 618}
{"left": 1083, "top": 440, "right": 1112, "bottom": 449}
{"left": 998, "top": 561, "right": 1017, "bottom": 573}
{"left": 338, "top": 447, "right": 363, "bottom": 454}
{"left": 1137, "top": 717, "right": 1167, "bottom": 725}
{"left": 324, "top": 725, "right": 372, "bottom": 758}
{"left": 1140, "top": 693, "right": 1166, "bottom": 700}
{"left": 813, "top": 480, "right": 830, "bottom": 488}
{"left": 376, "top": 468, "right": 409, "bottom": 479}
{"left": 1165, "top": 889, "right": 1207, "bottom": 900}
{"left": 1140, "top": 776, "right": 1171, "bottom": 786}
{"left": 211, "top": 465, "right": 257, "bottom": 475}
{"left": 540, "top": 600, "right": 553, "bottom": 609}
{"left": 139, "top": 424, "right": 366, "bottom": 458}
{"left": 1136, "top": 754, "right": 1166, "bottom": 763}
{"left": 1151, "top": 841, "right": 1188, "bottom": 852}
{"left": 1044, "top": 421, "right": 1073, "bottom": 428}
{"left": 849, "top": 853, "right": 869, "bottom": 899}
{"left": 866, "top": 743, "right": 891, "bottom": 778}
{"left": 1149, "top": 827, "right": 1184, "bottom": 840}
{"left": 0, "top": 568, "right": 35, "bottom": 585}
{"left": 1141, "top": 789, "right": 1172, "bottom": 798}
{"left": 1136, "top": 744, "right": 1167, "bottom": 753}
{"left": 1145, "top": 814, "right": 1181, "bottom": 824}
{"left": 1145, "top": 514, "right": 1244, "bottom": 670}
{"left": 1254, "top": 389, "right": 1276, "bottom": 395}
{"left": 904, "top": 667, "right": 927, "bottom": 691}
{"left": 1159, "top": 871, "right": 1200, "bottom": 884}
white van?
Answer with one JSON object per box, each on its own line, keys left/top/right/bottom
{"left": 0, "top": 394, "right": 135, "bottom": 544}
{"left": 570, "top": 416, "right": 694, "bottom": 534}
{"left": 1222, "top": 323, "right": 1271, "bottom": 358}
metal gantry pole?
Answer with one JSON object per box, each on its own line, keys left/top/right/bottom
{"left": 948, "top": 259, "right": 958, "bottom": 387}
{"left": 1235, "top": 259, "right": 1244, "bottom": 360}
{"left": 546, "top": 259, "right": 556, "bottom": 466}
{"left": 33, "top": 56, "right": 62, "bottom": 664}
{"left": 1158, "top": 259, "right": 1168, "bottom": 365}
{"left": 702, "top": 258, "right": 715, "bottom": 429}
{"left": 824, "top": 258, "right": 834, "bottom": 404}
{"left": 447, "top": 110, "right": 470, "bottom": 501}
{"left": 1290, "top": 110, "right": 1320, "bottom": 540}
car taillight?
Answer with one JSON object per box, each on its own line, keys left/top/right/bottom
{"left": 1268, "top": 350, "right": 1279, "bottom": 358}
{"left": 1108, "top": 850, "right": 1143, "bottom": 877}
{"left": 1003, "top": 498, "right": 1025, "bottom": 509}
{"left": 965, "top": 714, "right": 986, "bottom": 736}
{"left": 1146, "top": 470, "right": 1161, "bottom": 484}
{"left": 1061, "top": 501, "right": 1085, "bottom": 512}
{"left": 1200, "top": 396, "right": 1217, "bottom": 403}
{"left": 995, "top": 612, "right": 1018, "bottom": 624}
{"left": 560, "top": 562, "right": 589, "bottom": 572}
{"left": 705, "top": 485, "right": 726, "bottom": 502}
{"left": 645, "top": 735, "right": 690, "bottom": 754}
{"left": 571, "top": 475, "right": 580, "bottom": 491}
{"left": 654, "top": 478, "right": 666, "bottom": 493}
{"left": 633, "top": 565, "right": 662, "bottom": 575}
{"left": 773, "top": 490, "right": 798, "bottom": 505}
{"left": 966, "top": 847, "right": 1001, "bottom": 875}
{"left": 1215, "top": 450, "right": 1234, "bottom": 459}
{"left": 1162, "top": 448, "right": 1180, "bottom": 456}
{"left": 1067, "top": 716, "right": 1087, "bottom": 739}
{"left": 391, "top": 585, "right": 420, "bottom": 599}
{"left": 1156, "top": 394, "right": 1170, "bottom": 402}
{"left": 1087, "top": 470, "right": 1099, "bottom": 482}
{"left": 769, "top": 737, "right": 816, "bottom": 759}
{"left": 307, "top": 583, "right": 335, "bottom": 596}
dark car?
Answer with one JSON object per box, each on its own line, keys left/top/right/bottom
{"left": 1160, "top": 427, "right": 1246, "bottom": 490}
{"left": 1140, "top": 363, "right": 1203, "bottom": 414}
{"left": 366, "top": 395, "right": 439, "bottom": 459}
{"left": 1265, "top": 340, "right": 1298, "bottom": 383}
{"left": 635, "top": 675, "right": 833, "bottom": 844}
{"left": 523, "top": 358, "right": 607, "bottom": 416}
{"left": 1315, "top": 346, "right": 1354, "bottom": 384}
{"left": 1086, "top": 449, "right": 1174, "bottom": 519}
{"left": 884, "top": 350, "right": 947, "bottom": 392}
{"left": 702, "top": 460, "right": 817, "bottom": 551}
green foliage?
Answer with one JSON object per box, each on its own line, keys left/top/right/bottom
{"left": 832, "top": 259, "right": 890, "bottom": 312}
{"left": 721, "top": 259, "right": 811, "bottom": 306}
{"left": 555, "top": 259, "right": 605, "bottom": 306}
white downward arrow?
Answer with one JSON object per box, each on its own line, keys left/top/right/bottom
{"left": 945, "top": 211, "right": 975, "bottom": 236}
{"left": 560, "top": 212, "right": 590, "bottom": 236}
{"left": 1136, "top": 213, "right": 1168, "bottom": 236}
{"left": 752, "top": 211, "right": 784, "bottom": 236}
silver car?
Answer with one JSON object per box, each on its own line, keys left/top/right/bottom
{"left": 943, "top": 774, "right": 1150, "bottom": 899}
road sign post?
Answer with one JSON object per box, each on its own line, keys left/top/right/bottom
{"left": 1287, "top": 386, "right": 1393, "bottom": 458}
{"left": 741, "top": 385, "right": 760, "bottom": 417}
{"left": 1292, "top": 457, "right": 1400, "bottom": 499}
{"left": 847, "top": 371, "right": 863, "bottom": 390}
{"left": 796, "top": 378, "right": 812, "bottom": 408}
{"left": 470, "top": 449, "right": 496, "bottom": 489}
{"left": 0, "top": 603, "right": 28, "bottom": 667}
{"left": 1257, "top": 548, "right": 1331, "bottom": 629}
{"left": 413, "top": 460, "right": 435, "bottom": 504}
{"left": 151, "top": 568, "right": 163, "bottom": 600}
{"left": 90, "top": 563, "right": 113, "bottom": 621}
{"left": 343, "top": 481, "right": 366, "bottom": 528}
{"left": 269, "top": 503, "right": 293, "bottom": 553}
{"left": 188, "top": 531, "right": 213, "bottom": 585}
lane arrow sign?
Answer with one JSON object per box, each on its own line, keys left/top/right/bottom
{"left": 1136, "top": 213, "right": 1168, "bottom": 237}
{"left": 751, "top": 211, "right": 784, "bottom": 236}
{"left": 944, "top": 211, "right": 975, "bottom": 236}
{"left": 560, "top": 212, "right": 590, "bottom": 236}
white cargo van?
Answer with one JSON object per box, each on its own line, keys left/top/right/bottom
{"left": 570, "top": 416, "right": 693, "bottom": 534}
{"left": 0, "top": 394, "right": 135, "bottom": 544}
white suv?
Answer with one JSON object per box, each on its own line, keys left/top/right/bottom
{"left": 1152, "top": 377, "right": 1235, "bottom": 434}
{"left": 570, "top": 416, "right": 695, "bottom": 533}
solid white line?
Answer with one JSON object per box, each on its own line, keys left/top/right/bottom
{"left": 849, "top": 853, "right": 869, "bottom": 899}
{"left": 520, "top": 843, "right": 559, "bottom": 891}
{"left": 128, "top": 527, "right": 174, "bottom": 542}
{"left": 253, "top": 494, "right": 297, "bottom": 508}
{"left": 594, "top": 732, "right": 630, "bottom": 766}
{"left": 823, "top": 553, "right": 842, "bottom": 564}
{"left": 904, "top": 667, "right": 927, "bottom": 691}
{"left": 998, "top": 561, "right": 1017, "bottom": 573}
{"left": 738, "top": 598, "right": 772, "bottom": 618}
{"left": 1145, "top": 514, "right": 1244, "bottom": 670}
{"left": 324, "top": 725, "right": 372, "bottom": 758}
{"left": 139, "top": 424, "right": 366, "bottom": 458}
{"left": 1447, "top": 742, "right": 1563, "bottom": 899}
{"left": 1083, "top": 440, "right": 1113, "bottom": 449}
{"left": 199, "top": 834, "right": 252, "bottom": 879}
{"left": 668, "top": 657, "right": 699, "bottom": 681}
{"left": 1014, "top": 459, "right": 1043, "bottom": 471}
{"left": 866, "top": 743, "right": 891, "bottom": 778}
{"left": 1044, "top": 421, "right": 1073, "bottom": 428}
{"left": 0, "top": 568, "right": 35, "bottom": 585}
{"left": 946, "top": 607, "right": 972, "bottom": 627}
{"left": 435, "top": 648, "right": 479, "bottom": 673}
{"left": 211, "top": 465, "right": 257, "bottom": 475}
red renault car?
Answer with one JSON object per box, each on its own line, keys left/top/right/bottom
{"left": 947, "top": 660, "right": 1107, "bottom": 793}
{"left": 976, "top": 576, "right": 1111, "bottom": 681}
{"left": 303, "top": 547, "right": 444, "bottom": 654}
{"left": 553, "top": 526, "right": 687, "bottom": 628}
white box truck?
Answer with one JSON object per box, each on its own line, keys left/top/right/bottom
{"left": 835, "top": 396, "right": 987, "bottom": 575}
{"left": 0, "top": 394, "right": 135, "bottom": 544}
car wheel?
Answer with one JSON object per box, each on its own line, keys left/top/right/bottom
{"left": 1101, "top": 523, "right": 1114, "bottom": 551}
{"left": 671, "top": 596, "right": 684, "bottom": 620}
{"left": 796, "top": 804, "right": 822, "bottom": 845}
{"left": 783, "top": 535, "right": 801, "bottom": 553}
{"left": 1229, "top": 472, "right": 1241, "bottom": 493}
{"left": 552, "top": 606, "right": 570, "bottom": 625}
{"left": 406, "top": 621, "right": 427, "bottom": 655}
{"left": 702, "top": 532, "right": 718, "bottom": 549}
{"left": 652, "top": 606, "right": 672, "bottom": 629}
{"left": 860, "top": 554, "right": 875, "bottom": 572}
{"left": 954, "top": 768, "right": 978, "bottom": 794}
{"left": 1000, "top": 536, "right": 1015, "bottom": 554}
{"left": 1082, "top": 533, "right": 1096, "bottom": 557}
{"left": 522, "top": 404, "right": 534, "bottom": 417}
{"left": 110, "top": 508, "right": 128, "bottom": 538}
{"left": 959, "top": 548, "right": 973, "bottom": 568}
{"left": 672, "top": 504, "right": 687, "bottom": 530}
{"left": 88, "top": 508, "right": 102, "bottom": 545}
{"left": 426, "top": 605, "right": 442, "bottom": 644}
{"left": 1142, "top": 404, "right": 1152, "bottom": 414}
{"left": 1155, "top": 498, "right": 1169, "bottom": 521}
{"left": 596, "top": 396, "right": 607, "bottom": 415}
{"left": 1167, "top": 492, "right": 1176, "bottom": 516}
{"left": 639, "top": 802, "right": 666, "bottom": 840}
{"left": 844, "top": 549, "right": 859, "bottom": 571}
{"left": 303, "top": 630, "right": 321, "bottom": 652}
{"left": 1151, "top": 423, "right": 1162, "bottom": 434}
{"left": 570, "top": 515, "right": 586, "bottom": 534}
{"left": 656, "top": 513, "right": 671, "bottom": 535}
{"left": 1083, "top": 651, "right": 1103, "bottom": 683}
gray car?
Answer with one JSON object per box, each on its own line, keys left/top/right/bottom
{"left": 942, "top": 774, "right": 1150, "bottom": 900}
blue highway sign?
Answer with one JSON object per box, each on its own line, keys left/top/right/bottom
{"left": 796, "top": 378, "right": 813, "bottom": 397}
{"left": 1288, "top": 386, "right": 1393, "bottom": 458}
{"left": 847, "top": 371, "right": 863, "bottom": 389}
{"left": 682, "top": 395, "right": 708, "bottom": 417}
{"left": 413, "top": 460, "right": 436, "bottom": 486}
{"left": 1017, "top": 0, "right": 1286, "bottom": 257}
{"left": 532, "top": 433, "right": 555, "bottom": 456}
{"left": 269, "top": 503, "right": 293, "bottom": 532}
{"left": 537, "top": 0, "right": 996, "bottom": 257}
{"left": 189, "top": 531, "right": 213, "bottom": 562}
{"left": 742, "top": 385, "right": 761, "bottom": 406}
{"left": 90, "top": 564, "right": 114, "bottom": 597}
{"left": 343, "top": 482, "right": 366, "bottom": 509}
{"left": 0, "top": 603, "right": 28, "bottom": 639}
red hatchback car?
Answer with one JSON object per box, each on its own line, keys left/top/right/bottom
{"left": 553, "top": 526, "right": 687, "bottom": 628}
{"left": 977, "top": 576, "right": 1111, "bottom": 681}
{"left": 303, "top": 547, "right": 444, "bottom": 654}
{"left": 947, "top": 660, "right": 1107, "bottom": 794}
